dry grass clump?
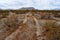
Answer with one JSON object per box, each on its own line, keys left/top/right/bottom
{"left": 0, "top": 12, "right": 20, "bottom": 40}
{"left": 42, "top": 20, "right": 60, "bottom": 40}
{"left": 0, "top": 13, "right": 8, "bottom": 19}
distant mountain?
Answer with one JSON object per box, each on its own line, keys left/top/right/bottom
{"left": 0, "top": 8, "right": 2, "bottom": 10}
{"left": 54, "top": 8, "right": 60, "bottom": 10}
{"left": 19, "top": 7, "right": 36, "bottom": 10}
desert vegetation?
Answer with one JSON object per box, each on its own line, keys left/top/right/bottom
{"left": 0, "top": 10, "right": 60, "bottom": 40}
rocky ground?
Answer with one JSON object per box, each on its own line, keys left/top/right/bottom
{"left": 0, "top": 12, "right": 60, "bottom": 40}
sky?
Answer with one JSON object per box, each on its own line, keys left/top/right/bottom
{"left": 0, "top": 0, "right": 60, "bottom": 10}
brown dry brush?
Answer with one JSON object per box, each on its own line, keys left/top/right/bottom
{"left": 0, "top": 12, "right": 20, "bottom": 40}
{"left": 5, "top": 13, "right": 37, "bottom": 40}
{"left": 0, "top": 12, "right": 60, "bottom": 40}
{"left": 42, "top": 20, "right": 60, "bottom": 40}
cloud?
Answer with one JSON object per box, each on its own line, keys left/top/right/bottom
{"left": 0, "top": 0, "right": 34, "bottom": 9}
{"left": 0, "top": 0, "right": 60, "bottom": 10}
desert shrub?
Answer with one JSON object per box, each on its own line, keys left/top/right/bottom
{"left": 42, "top": 21, "right": 60, "bottom": 40}
{"left": 0, "top": 12, "right": 20, "bottom": 40}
